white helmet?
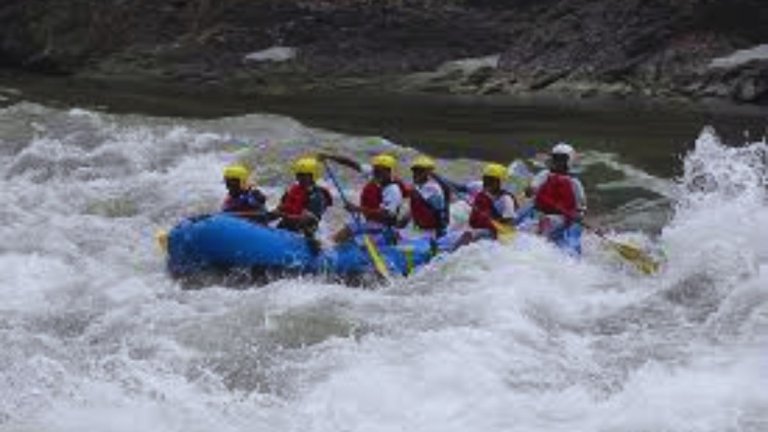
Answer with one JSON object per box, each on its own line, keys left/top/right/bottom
{"left": 551, "top": 142, "right": 575, "bottom": 158}
{"left": 551, "top": 142, "right": 576, "bottom": 170}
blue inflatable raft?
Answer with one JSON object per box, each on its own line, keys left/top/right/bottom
{"left": 166, "top": 214, "right": 435, "bottom": 284}
{"left": 164, "top": 212, "right": 582, "bottom": 286}
{"left": 548, "top": 222, "right": 583, "bottom": 256}
{"left": 514, "top": 205, "right": 583, "bottom": 256}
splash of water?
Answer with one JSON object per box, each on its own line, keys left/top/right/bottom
{"left": 0, "top": 103, "right": 766, "bottom": 432}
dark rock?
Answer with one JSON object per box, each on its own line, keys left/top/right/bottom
{"left": 1, "top": 0, "right": 767, "bottom": 105}
{"left": 700, "top": 83, "right": 731, "bottom": 98}
{"left": 732, "top": 69, "right": 768, "bottom": 103}
{"left": 463, "top": 66, "right": 495, "bottom": 87}
{"left": 529, "top": 70, "right": 569, "bottom": 90}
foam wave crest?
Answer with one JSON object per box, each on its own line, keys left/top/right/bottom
{"left": 0, "top": 103, "right": 765, "bottom": 432}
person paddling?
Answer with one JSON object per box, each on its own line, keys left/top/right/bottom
{"left": 528, "top": 143, "right": 587, "bottom": 239}
{"left": 467, "top": 163, "right": 518, "bottom": 240}
{"left": 221, "top": 164, "right": 271, "bottom": 223}
{"left": 436, "top": 162, "right": 517, "bottom": 244}
{"left": 318, "top": 152, "right": 406, "bottom": 245}
{"left": 274, "top": 157, "right": 333, "bottom": 251}
{"left": 397, "top": 155, "right": 450, "bottom": 240}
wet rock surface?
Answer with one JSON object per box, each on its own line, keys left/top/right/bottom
{"left": 1, "top": 0, "right": 767, "bottom": 105}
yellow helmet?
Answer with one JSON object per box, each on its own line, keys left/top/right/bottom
{"left": 482, "top": 162, "right": 508, "bottom": 181}
{"left": 223, "top": 164, "right": 250, "bottom": 186}
{"left": 292, "top": 157, "right": 321, "bottom": 181}
{"left": 371, "top": 153, "right": 397, "bottom": 170}
{"left": 411, "top": 155, "right": 436, "bottom": 170}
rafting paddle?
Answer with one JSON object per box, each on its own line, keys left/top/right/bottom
{"left": 155, "top": 229, "right": 169, "bottom": 254}
{"left": 541, "top": 198, "right": 661, "bottom": 274}
{"left": 430, "top": 173, "right": 517, "bottom": 244}
{"left": 507, "top": 158, "right": 661, "bottom": 273}
{"left": 321, "top": 160, "right": 392, "bottom": 281}
{"left": 584, "top": 223, "right": 660, "bottom": 274}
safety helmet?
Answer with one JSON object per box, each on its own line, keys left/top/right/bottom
{"left": 223, "top": 164, "right": 250, "bottom": 187}
{"left": 292, "top": 157, "right": 321, "bottom": 181}
{"left": 411, "top": 155, "right": 436, "bottom": 170}
{"left": 551, "top": 142, "right": 575, "bottom": 158}
{"left": 371, "top": 153, "right": 397, "bottom": 170}
{"left": 482, "top": 162, "right": 509, "bottom": 181}
{"left": 551, "top": 142, "right": 576, "bottom": 169}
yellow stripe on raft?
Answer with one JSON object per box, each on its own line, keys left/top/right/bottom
{"left": 155, "top": 229, "right": 169, "bottom": 254}
{"left": 404, "top": 246, "right": 414, "bottom": 276}
{"left": 363, "top": 234, "right": 391, "bottom": 281}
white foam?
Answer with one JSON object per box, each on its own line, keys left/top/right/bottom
{"left": 437, "top": 55, "right": 500, "bottom": 73}
{"left": 710, "top": 44, "right": 768, "bottom": 69}
{"left": 0, "top": 104, "right": 766, "bottom": 432}
{"left": 244, "top": 46, "right": 297, "bottom": 63}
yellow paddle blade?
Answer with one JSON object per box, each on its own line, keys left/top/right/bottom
{"left": 363, "top": 235, "right": 391, "bottom": 280}
{"left": 609, "top": 240, "right": 660, "bottom": 275}
{"left": 155, "top": 229, "right": 169, "bottom": 254}
{"left": 491, "top": 220, "right": 516, "bottom": 243}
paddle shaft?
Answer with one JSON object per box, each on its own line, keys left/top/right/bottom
{"left": 542, "top": 198, "right": 659, "bottom": 273}
{"left": 322, "top": 160, "right": 392, "bottom": 279}
{"left": 321, "top": 160, "right": 361, "bottom": 226}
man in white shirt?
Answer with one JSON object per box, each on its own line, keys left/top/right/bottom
{"left": 319, "top": 152, "right": 406, "bottom": 244}
{"left": 398, "top": 155, "right": 450, "bottom": 240}
{"left": 527, "top": 143, "right": 587, "bottom": 239}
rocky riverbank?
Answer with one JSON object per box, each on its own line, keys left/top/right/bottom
{"left": 2, "top": 0, "right": 767, "bottom": 105}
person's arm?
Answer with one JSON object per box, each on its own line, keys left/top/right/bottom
{"left": 430, "top": 173, "right": 469, "bottom": 195}
{"left": 246, "top": 189, "right": 272, "bottom": 218}
{"left": 495, "top": 194, "right": 517, "bottom": 225}
{"left": 572, "top": 178, "right": 587, "bottom": 212}
{"left": 357, "top": 205, "right": 396, "bottom": 224}
{"left": 317, "top": 152, "right": 363, "bottom": 172}
{"left": 396, "top": 212, "right": 411, "bottom": 229}
{"left": 526, "top": 170, "right": 548, "bottom": 197}
{"left": 356, "top": 183, "right": 402, "bottom": 224}
{"left": 424, "top": 183, "right": 446, "bottom": 212}
{"left": 251, "top": 189, "right": 267, "bottom": 207}
{"left": 570, "top": 178, "right": 587, "bottom": 222}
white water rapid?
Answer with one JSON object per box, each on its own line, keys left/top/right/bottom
{"left": 0, "top": 103, "right": 766, "bottom": 432}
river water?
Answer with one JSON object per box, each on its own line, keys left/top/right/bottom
{"left": 0, "top": 79, "right": 767, "bottom": 431}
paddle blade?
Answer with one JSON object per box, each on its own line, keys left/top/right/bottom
{"left": 491, "top": 220, "right": 516, "bottom": 243}
{"left": 610, "top": 241, "right": 660, "bottom": 275}
{"left": 155, "top": 229, "right": 169, "bottom": 254}
{"left": 363, "top": 235, "right": 392, "bottom": 280}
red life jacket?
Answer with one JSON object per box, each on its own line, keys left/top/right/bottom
{"left": 411, "top": 191, "right": 439, "bottom": 230}
{"left": 280, "top": 183, "right": 333, "bottom": 219}
{"left": 409, "top": 182, "right": 449, "bottom": 231}
{"left": 534, "top": 173, "right": 577, "bottom": 218}
{"left": 360, "top": 179, "right": 407, "bottom": 225}
{"left": 469, "top": 190, "right": 517, "bottom": 236}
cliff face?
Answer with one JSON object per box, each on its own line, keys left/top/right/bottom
{"left": 0, "top": 1, "right": 511, "bottom": 75}
{"left": 1, "top": 0, "right": 767, "bottom": 104}
{"left": 489, "top": 0, "right": 768, "bottom": 103}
